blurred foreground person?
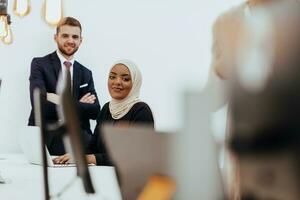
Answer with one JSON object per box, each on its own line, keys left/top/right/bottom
{"left": 208, "top": 1, "right": 300, "bottom": 199}
{"left": 228, "top": 2, "right": 300, "bottom": 200}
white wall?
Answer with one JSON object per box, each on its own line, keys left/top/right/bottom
{"left": 0, "top": 0, "right": 243, "bottom": 153}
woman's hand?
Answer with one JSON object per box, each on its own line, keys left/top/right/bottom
{"left": 53, "top": 154, "right": 97, "bottom": 165}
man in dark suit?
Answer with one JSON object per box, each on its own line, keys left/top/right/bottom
{"left": 28, "top": 17, "right": 100, "bottom": 155}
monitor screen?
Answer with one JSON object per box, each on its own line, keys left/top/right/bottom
{"left": 60, "top": 71, "right": 95, "bottom": 194}
{"left": 33, "top": 88, "right": 50, "bottom": 200}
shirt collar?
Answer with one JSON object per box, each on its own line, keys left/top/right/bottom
{"left": 56, "top": 50, "right": 75, "bottom": 66}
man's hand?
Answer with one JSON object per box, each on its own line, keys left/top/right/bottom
{"left": 47, "top": 93, "right": 61, "bottom": 105}
{"left": 53, "top": 154, "right": 71, "bottom": 164}
{"left": 53, "top": 154, "right": 96, "bottom": 165}
{"left": 79, "top": 93, "right": 96, "bottom": 104}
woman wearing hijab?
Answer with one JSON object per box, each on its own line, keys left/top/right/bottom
{"left": 54, "top": 59, "right": 155, "bottom": 165}
{"left": 100, "top": 59, "right": 154, "bottom": 125}
{"left": 87, "top": 59, "right": 154, "bottom": 165}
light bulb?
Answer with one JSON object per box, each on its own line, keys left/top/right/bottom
{"left": 2, "top": 24, "right": 13, "bottom": 44}
{"left": 13, "top": 0, "right": 30, "bottom": 17}
{"left": 43, "top": 0, "right": 63, "bottom": 26}
{"left": 0, "top": 15, "right": 8, "bottom": 38}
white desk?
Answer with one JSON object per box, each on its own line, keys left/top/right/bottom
{"left": 0, "top": 154, "right": 122, "bottom": 200}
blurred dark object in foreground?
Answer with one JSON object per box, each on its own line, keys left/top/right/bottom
{"left": 228, "top": 2, "right": 300, "bottom": 200}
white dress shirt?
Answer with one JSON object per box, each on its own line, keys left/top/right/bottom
{"left": 56, "top": 50, "right": 75, "bottom": 84}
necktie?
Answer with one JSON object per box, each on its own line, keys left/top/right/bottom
{"left": 63, "top": 61, "right": 72, "bottom": 93}
{"left": 63, "top": 61, "right": 72, "bottom": 70}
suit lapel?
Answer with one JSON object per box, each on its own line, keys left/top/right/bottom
{"left": 73, "top": 61, "right": 81, "bottom": 99}
{"left": 50, "top": 51, "right": 61, "bottom": 80}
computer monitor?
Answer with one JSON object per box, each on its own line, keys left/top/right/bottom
{"left": 33, "top": 88, "right": 50, "bottom": 200}
{"left": 60, "top": 70, "right": 95, "bottom": 194}
{"left": 33, "top": 69, "right": 95, "bottom": 197}
{"left": 172, "top": 91, "right": 226, "bottom": 200}
{"left": 102, "top": 125, "right": 175, "bottom": 200}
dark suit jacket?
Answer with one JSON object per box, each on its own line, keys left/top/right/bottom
{"left": 28, "top": 51, "right": 100, "bottom": 155}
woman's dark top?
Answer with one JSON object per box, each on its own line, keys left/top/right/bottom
{"left": 88, "top": 102, "right": 154, "bottom": 165}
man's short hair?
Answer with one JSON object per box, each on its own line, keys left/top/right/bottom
{"left": 56, "top": 17, "right": 82, "bottom": 34}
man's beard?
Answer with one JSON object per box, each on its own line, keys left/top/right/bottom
{"left": 58, "top": 45, "right": 79, "bottom": 57}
